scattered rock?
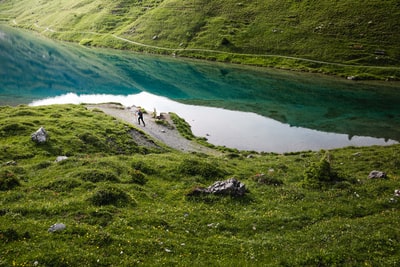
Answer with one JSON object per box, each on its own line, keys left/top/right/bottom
{"left": 4, "top": 160, "right": 17, "bottom": 166}
{"left": 394, "top": 189, "right": 400, "bottom": 197}
{"left": 374, "top": 50, "right": 386, "bottom": 55}
{"left": 31, "top": 127, "right": 48, "bottom": 144}
{"left": 55, "top": 156, "right": 68, "bottom": 162}
{"left": 48, "top": 223, "right": 66, "bottom": 233}
{"left": 368, "top": 170, "right": 387, "bottom": 179}
{"left": 347, "top": 76, "right": 359, "bottom": 81}
{"left": 187, "top": 178, "right": 246, "bottom": 197}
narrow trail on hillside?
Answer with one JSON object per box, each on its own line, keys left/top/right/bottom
{"left": 112, "top": 35, "right": 399, "bottom": 70}
{"left": 14, "top": 21, "right": 398, "bottom": 71}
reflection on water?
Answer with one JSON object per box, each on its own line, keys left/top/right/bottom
{"left": 1, "top": 24, "right": 400, "bottom": 152}
{"left": 30, "top": 92, "right": 398, "bottom": 153}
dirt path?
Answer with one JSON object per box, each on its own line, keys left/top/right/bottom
{"left": 86, "top": 103, "right": 218, "bottom": 154}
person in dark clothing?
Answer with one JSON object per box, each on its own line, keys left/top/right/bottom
{"left": 137, "top": 109, "right": 145, "bottom": 126}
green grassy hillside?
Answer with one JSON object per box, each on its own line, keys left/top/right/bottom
{"left": 1, "top": 0, "right": 400, "bottom": 79}
{"left": 1, "top": 104, "right": 400, "bottom": 266}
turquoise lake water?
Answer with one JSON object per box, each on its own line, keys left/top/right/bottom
{"left": 1, "top": 25, "right": 399, "bottom": 152}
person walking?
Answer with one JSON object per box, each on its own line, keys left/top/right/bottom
{"left": 137, "top": 108, "right": 145, "bottom": 127}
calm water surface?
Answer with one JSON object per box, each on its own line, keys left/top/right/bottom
{"left": 1, "top": 25, "right": 399, "bottom": 152}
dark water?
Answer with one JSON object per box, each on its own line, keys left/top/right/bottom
{"left": 1, "top": 25, "right": 399, "bottom": 152}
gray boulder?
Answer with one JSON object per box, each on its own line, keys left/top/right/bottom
{"left": 55, "top": 156, "right": 68, "bottom": 162}
{"left": 188, "top": 178, "right": 246, "bottom": 197}
{"left": 31, "top": 127, "right": 48, "bottom": 144}
{"left": 48, "top": 223, "right": 66, "bottom": 233}
{"left": 368, "top": 170, "right": 387, "bottom": 179}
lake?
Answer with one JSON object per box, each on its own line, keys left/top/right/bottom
{"left": 1, "top": 25, "right": 399, "bottom": 152}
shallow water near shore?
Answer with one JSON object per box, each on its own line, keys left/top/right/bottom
{"left": 1, "top": 24, "right": 400, "bottom": 152}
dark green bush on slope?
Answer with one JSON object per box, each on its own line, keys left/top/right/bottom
{"left": 177, "top": 158, "right": 227, "bottom": 180}
{"left": 89, "top": 186, "right": 132, "bottom": 207}
{"left": 0, "top": 169, "right": 20, "bottom": 191}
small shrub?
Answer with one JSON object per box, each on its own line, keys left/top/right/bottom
{"left": 0, "top": 123, "right": 27, "bottom": 137}
{"left": 78, "top": 132, "right": 101, "bottom": 145}
{"left": 35, "top": 161, "right": 53, "bottom": 169}
{"left": 0, "top": 170, "right": 20, "bottom": 191}
{"left": 129, "top": 169, "right": 147, "bottom": 185}
{"left": 78, "top": 210, "right": 114, "bottom": 227}
{"left": 131, "top": 160, "right": 157, "bottom": 175}
{"left": 44, "top": 178, "right": 82, "bottom": 192}
{"left": 303, "top": 155, "right": 340, "bottom": 188}
{"left": 0, "top": 228, "right": 19, "bottom": 242}
{"left": 0, "top": 228, "right": 30, "bottom": 243}
{"left": 86, "top": 231, "right": 113, "bottom": 247}
{"left": 89, "top": 186, "right": 131, "bottom": 207}
{"left": 253, "top": 173, "right": 283, "bottom": 186}
{"left": 177, "top": 158, "right": 227, "bottom": 180}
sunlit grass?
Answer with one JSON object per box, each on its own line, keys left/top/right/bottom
{"left": 1, "top": 104, "right": 400, "bottom": 265}
{"left": 2, "top": 0, "right": 399, "bottom": 80}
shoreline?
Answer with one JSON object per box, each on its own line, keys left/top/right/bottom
{"left": 86, "top": 103, "right": 219, "bottom": 155}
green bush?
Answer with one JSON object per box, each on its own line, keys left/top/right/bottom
{"left": 78, "top": 209, "right": 114, "bottom": 227}
{"left": 0, "top": 228, "right": 30, "bottom": 243}
{"left": 177, "top": 158, "right": 227, "bottom": 180}
{"left": 44, "top": 178, "right": 82, "bottom": 192}
{"left": 131, "top": 160, "right": 157, "bottom": 175}
{"left": 129, "top": 169, "right": 147, "bottom": 185}
{"left": 303, "top": 155, "right": 340, "bottom": 188}
{"left": 0, "top": 123, "right": 27, "bottom": 137}
{"left": 34, "top": 161, "right": 53, "bottom": 169}
{"left": 89, "top": 186, "right": 131, "bottom": 207}
{"left": 0, "top": 170, "right": 20, "bottom": 190}
{"left": 78, "top": 132, "right": 102, "bottom": 145}
{"left": 253, "top": 173, "right": 284, "bottom": 186}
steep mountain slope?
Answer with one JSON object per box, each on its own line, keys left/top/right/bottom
{"left": 1, "top": 0, "right": 400, "bottom": 78}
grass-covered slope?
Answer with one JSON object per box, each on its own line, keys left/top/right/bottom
{"left": 1, "top": 104, "right": 400, "bottom": 266}
{"left": 1, "top": 0, "right": 399, "bottom": 79}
